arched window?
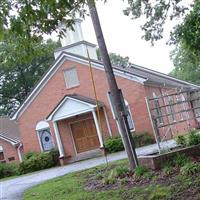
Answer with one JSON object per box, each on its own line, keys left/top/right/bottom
{"left": 36, "top": 121, "right": 54, "bottom": 152}
{"left": 124, "top": 99, "right": 135, "bottom": 131}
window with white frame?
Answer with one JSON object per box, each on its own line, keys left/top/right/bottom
{"left": 124, "top": 99, "right": 135, "bottom": 131}
{"left": 64, "top": 67, "right": 79, "bottom": 88}
{"left": 107, "top": 93, "right": 135, "bottom": 131}
{"left": 36, "top": 121, "right": 54, "bottom": 152}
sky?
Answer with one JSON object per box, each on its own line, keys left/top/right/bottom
{"left": 80, "top": 0, "right": 176, "bottom": 74}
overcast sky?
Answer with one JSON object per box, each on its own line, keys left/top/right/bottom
{"left": 80, "top": 0, "right": 176, "bottom": 74}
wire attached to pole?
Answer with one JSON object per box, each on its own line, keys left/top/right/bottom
{"left": 86, "top": 47, "right": 108, "bottom": 167}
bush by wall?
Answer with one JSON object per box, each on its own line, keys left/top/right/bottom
{"left": 176, "top": 130, "right": 200, "bottom": 147}
{"left": 19, "top": 149, "right": 59, "bottom": 174}
{"left": 0, "top": 163, "right": 19, "bottom": 179}
{"left": 104, "top": 137, "right": 124, "bottom": 153}
{"left": 104, "top": 132, "right": 153, "bottom": 153}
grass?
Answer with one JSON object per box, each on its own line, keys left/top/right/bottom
{"left": 23, "top": 159, "right": 200, "bottom": 200}
{"left": 23, "top": 173, "right": 169, "bottom": 200}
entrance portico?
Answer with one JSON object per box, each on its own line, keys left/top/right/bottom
{"left": 47, "top": 94, "right": 111, "bottom": 162}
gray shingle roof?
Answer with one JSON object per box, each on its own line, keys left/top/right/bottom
{"left": 0, "top": 117, "right": 20, "bottom": 145}
{"left": 113, "top": 64, "right": 199, "bottom": 89}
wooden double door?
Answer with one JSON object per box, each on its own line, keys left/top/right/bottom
{"left": 71, "top": 118, "right": 100, "bottom": 153}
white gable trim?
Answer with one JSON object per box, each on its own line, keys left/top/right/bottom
{"left": 12, "top": 52, "right": 146, "bottom": 120}
{"left": 47, "top": 96, "right": 96, "bottom": 122}
{"left": 0, "top": 135, "right": 20, "bottom": 146}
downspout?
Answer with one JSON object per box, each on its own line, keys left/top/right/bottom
{"left": 17, "top": 143, "right": 23, "bottom": 162}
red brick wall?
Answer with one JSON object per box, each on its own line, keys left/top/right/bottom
{"left": 17, "top": 60, "right": 154, "bottom": 155}
{"left": 0, "top": 139, "right": 19, "bottom": 163}
{"left": 144, "top": 85, "right": 197, "bottom": 139}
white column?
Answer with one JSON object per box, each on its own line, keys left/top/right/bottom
{"left": 103, "top": 107, "right": 112, "bottom": 137}
{"left": 92, "top": 110, "right": 104, "bottom": 148}
{"left": 53, "top": 121, "right": 65, "bottom": 157}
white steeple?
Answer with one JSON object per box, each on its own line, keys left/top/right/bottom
{"left": 54, "top": 19, "right": 98, "bottom": 60}
{"left": 60, "top": 19, "right": 84, "bottom": 46}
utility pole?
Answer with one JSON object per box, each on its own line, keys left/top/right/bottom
{"left": 87, "top": 0, "right": 138, "bottom": 170}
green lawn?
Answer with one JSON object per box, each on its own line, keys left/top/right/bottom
{"left": 23, "top": 159, "right": 200, "bottom": 200}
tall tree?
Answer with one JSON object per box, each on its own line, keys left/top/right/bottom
{"left": 123, "top": 0, "right": 192, "bottom": 44}
{"left": 170, "top": 44, "right": 200, "bottom": 84}
{"left": 97, "top": 48, "right": 130, "bottom": 68}
{"left": 0, "top": 37, "right": 59, "bottom": 116}
{"left": 169, "top": 1, "right": 200, "bottom": 84}
{"left": 0, "top": 0, "right": 139, "bottom": 169}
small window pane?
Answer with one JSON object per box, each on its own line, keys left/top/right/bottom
{"left": 64, "top": 68, "right": 79, "bottom": 88}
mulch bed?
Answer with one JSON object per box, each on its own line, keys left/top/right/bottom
{"left": 84, "top": 158, "right": 200, "bottom": 200}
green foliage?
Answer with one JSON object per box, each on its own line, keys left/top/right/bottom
{"left": 123, "top": 0, "right": 190, "bottom": 44}
{"left": 173, "top": 1, "right": 200, "bottom": 55}
{"left": 48, "top": 149, "right": 60, "bottom": 166}
{"left": 163, "top": 164, "right": 173, "bottom": 175}
{"left": 103, "top": 166, "right": 129, "bottom": 185}
{"left": 134, "top": 166, "right": 149, "bottom": 177}
{"left": 109, "top": 53, "right": 130, "bottom": 68}
{"left": 0, "top": 38, "right": 59, "bottom": 116}
{"left": 0, "top": 1, "right": 86, "bottom": 39}
{"left": 97, "top": 48, "right": 130, "bottom": 68}
{"left": 133, "top": 132, "right": 154, "bottom": 148}
{"left": 180, "top": 162, "right": 200, "bottom": 176}
{"left": 23, "top": 152, "right": 40, "bottom": 160}
{"left": 170, "top": 43, "right": 200, "bottom": 84}
{"left": 163, "top": 166, "right": 173, "bottom": 175}
{"left": 176, "top": 135, "right": 187, "bottom": 147}
{"left": 104, "top": 132, "right": 153, "bottom": 153}
{"left": 174, "top": 154, "right": 190, "bottom": 167}
{"left": 104, "top": 136, "right": 124, "bottom": 153}
{"left": 0, "top": 163, "right": 19, "bottom": 179}
{"left": 188, "top": 131, "right": 200, "bottom": 146}
{"left": 19, "top": 150, "right": 59, "bottom": 174}
{"left": 148, "top": 185, "right": 169, "bottom": 200}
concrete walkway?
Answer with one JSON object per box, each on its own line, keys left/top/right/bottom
{"left": 0, "top": 139, "right": 176, "bottom": 200}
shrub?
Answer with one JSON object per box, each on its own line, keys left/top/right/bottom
{"left": 0, "top": 163, "right": 19, "bottom": 179}
{"left": 163, "top": 164, "right": 173, "bottom": 175}
{"left": 48, "top": 148, "right": 60, "bottom": 166}
{"left": 102, "top": 166, "right": 129, "bottom": 185}
{"left": 19, "top": 150, "right": 59, "bottom": 174}
{"left": 180, "top": 162, "right": 200, "bottom": 176}
{"left": 23, "top": 151, "right": 40, "bottom": 160}
{"left": 134, "top": 166, "right": 149, "bottom": 177}
{"left": 104, "top": 132, "right": 153, "bottom": 153}
{"left": 188, "top": 131, "right": 200, "bottom": 146}
{"left": 104, "top": 137, "right": 124, "bottom": 153}
{"left": 176, "top": 135, "right": 187, "bottom": 147}
{"left": 133, "top": 132, "right": 153, "bottom": 147}
{"left": 174, "top": 154, "right": 190, "bottom": 167}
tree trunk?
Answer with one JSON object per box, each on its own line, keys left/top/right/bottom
{"left": 87, "top": 0, "right": 138, "bottom": 170}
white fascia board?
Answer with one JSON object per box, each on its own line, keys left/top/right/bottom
{"left": 47, "top": 96, "right": 96, "bottom": 121}
{"left": 133, "top": 65, "right": 199, "bottom": 88}
{"left": 53, "top": 108, "right": 94, "bottom": 122}
{"left": 67, "top": 96, "right": 97, "bottom": 107}
{"left": 0, "top": 136, "right": 17, "bottom": 146}
{"left": 12, "top": 53, "right": 146, "bottom": 120}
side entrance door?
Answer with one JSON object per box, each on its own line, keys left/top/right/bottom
{"left": 71, "top": 118, "right": 100, "bottom": 153}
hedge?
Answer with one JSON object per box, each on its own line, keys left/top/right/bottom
{"left": 104, "top": 132, "right": 153, "bottom": 153}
